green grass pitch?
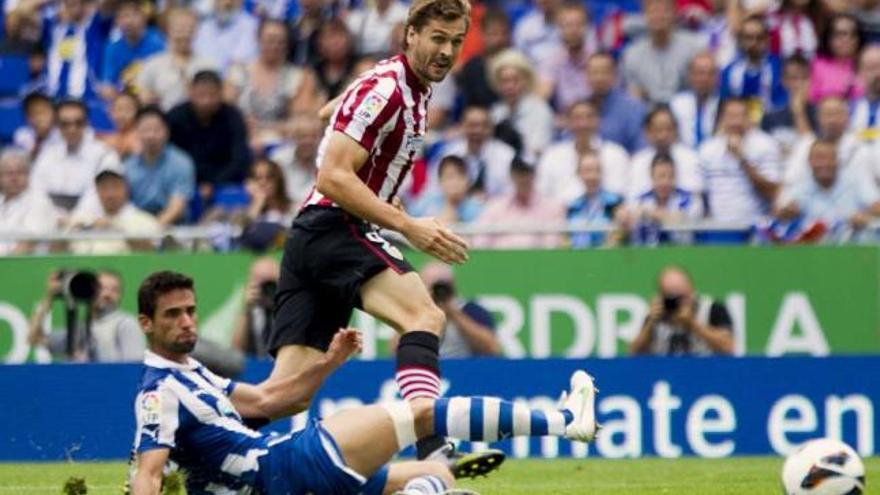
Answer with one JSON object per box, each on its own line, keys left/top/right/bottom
{"left": 0, "top": 457, "right": 877, "bottom": 494}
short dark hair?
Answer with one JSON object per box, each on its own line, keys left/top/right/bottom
{"left": 404, "top": 0, "right": 471, "bottom": 50}
{"left": 783, "top": 53, "right": 810, "bottom": 70}
{"left": 643, "top": 104, "right": 677, "bottom": 129}
{"left": 819, "top": 13, "right": 863, "bottom": 58}
{"left": 718, "top": 97, "right": 749, "bottom": 117}
{"left": 116, "top": 0, "right": 145, "bottom": 13}
{"left": 22, "top": 92, "right": 52, "bottom": 114}
{"left": 437, "top": 154, "right": 467, "bottom": 176}
{"left": 740, "top": 14, "right": 768, "bottom": 36}
{"left": 191, "top": 69, "right": 223, "bottom": 87}
{"left": 138, "top": 271, "right": 194, "bottom": 318}
{"left": 568, "top": 99, "right": 598, "bottom": 116}
{"left": 135, "top": 104, "right": 169, "bottom": 128}
{"left": 55, "top": 98, "right": 87, "bottom": 116}
{"left": 650, "top": 152, "right": 676, "bottom": 172}
{"left": 509, "top": 155, "right": 534, "bottom": 175}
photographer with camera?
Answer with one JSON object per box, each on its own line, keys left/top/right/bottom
{"left": 398, "top": 262, "right": 502, "bottom": 359}
{"left": 28, "top": 269, "right": 144, "bottom": 362}
{"left": 629, "top": 266, "right": 734, "bottom": 356}
{"left": 231, "top": 257, "right": 280, "bottom": 358}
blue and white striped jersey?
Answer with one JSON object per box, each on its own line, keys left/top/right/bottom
{"left": 132, "top": 351, "right": 270, "bottom": 495}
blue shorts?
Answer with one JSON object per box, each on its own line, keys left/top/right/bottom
{"left": 259, "top": 419, "right": 389, "bottom": 495}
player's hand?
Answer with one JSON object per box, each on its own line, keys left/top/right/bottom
{"left": 402, "top": 217, "right": 469, "bottom": 265}
{"left": 325, "top": 328, "right": 363, "bottom": 366}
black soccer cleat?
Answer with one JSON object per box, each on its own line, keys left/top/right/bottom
{"left": 446, "top": 446, "right": 506, "bottom": 479}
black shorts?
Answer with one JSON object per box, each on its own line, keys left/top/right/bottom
{"left": 267, "top": 207, "right": 414, "bottom": 356}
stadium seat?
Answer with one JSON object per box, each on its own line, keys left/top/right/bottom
{"left": 213, "top": 184, "right": 251, "bottom": 212}
{"left": 0, "top": 55, "right": 30, "bottom": 97}
{"left": 0, "top": 98, "right": 25, "bottom": 144}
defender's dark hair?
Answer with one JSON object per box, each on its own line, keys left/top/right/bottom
{"left": 138, "top": 271, "right": 194, "bottom": 318}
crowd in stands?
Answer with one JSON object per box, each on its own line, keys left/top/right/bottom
{"left": 3, "top": 0, "right": 880, "bottom": 254}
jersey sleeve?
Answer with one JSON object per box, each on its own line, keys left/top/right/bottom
{"left": 197, "top": 365, "right": 236, "bottom": 396}
{"left": 134, "top": 383, "right": 181, "bottom": 452}
{"left": 333, "top": 74, "right": 401, "bottom": 151}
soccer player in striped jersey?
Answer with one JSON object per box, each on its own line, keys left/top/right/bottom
{"left": 129, "top": 271, "right": 598, "bottom": 495}
{"left": 263, "top": 0, "right": 508, "bottom": 477}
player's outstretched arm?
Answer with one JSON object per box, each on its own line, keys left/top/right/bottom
{"left": 317, "top": 132, "right": 469, "bottom": 264}
{"left": 130, "top": 448, "right": 169, "bottom": 495}
{"left": 230, "top": 329, "right": 362, "bottom": 420}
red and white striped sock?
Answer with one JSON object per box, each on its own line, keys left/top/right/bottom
{"left": 396, "top": 366, "right": 441, "bottom": 400}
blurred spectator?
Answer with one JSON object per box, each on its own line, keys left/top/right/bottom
{"left": 269, "top": 114, "right": 321, "bottom": 206}
{"left": 2, "top": 0, "right": 45, "bottom": 54}
{"left": 775, "top": 138, "right": 880, "bottom": 241}
{"left": 700, "top": 97, "right": 782, "bottom": 224}
{"left": 850, "top": 44, "right": 880, "bottom": 139}
{"left": 566, "top": 150, "right": 624, "bottom": 248}
{"left": 473, "top": 157, "right": 564, "bottom": 249}
{"left": 419, "top": 261, "right": 501, "bottom": 358}
{"left": 453, "top": 8, "right": 509, "bottom": 110}
{"left": 761, "top": 55, "right": 818, "bottom": 155}
{"left": 136, "top": 8, "right": 217, "bottom": 111}
{"left": 410, "top": 155, "right": 484, "bottom": 224}
{"left": 98, "top": 0, "right": 164, "bottom": 98}
{"left": 433, "top": 106, "right": 515, "bottom": 199}
{"left": 670, "top": 52, "right": 720, "bottom": 149}
{"left": 0, "top": 147, "right": 58, "bottom": 255}
{"left": 243, "top": 157, "right": 294, "bottom": 230}
{"left": 627, "top": 153, "right": 704, "bottom": 245}
{"left": 31, "top": 99, "right": 120, "bottom": 212}
{"left": 697, "top": 0, "right": 737, "bottom": 67}
{"left": 629, "top": 105, "right": 702, "bottom": 199}
{"left": 623, "top": 0, "right": 707, "bottom": 103}
{"left": 488, "top": 49, "right": 555, "bottom": 158}
{"left": 124, "top": 106, "right": 194, "bottom": 226}
{"left": 809, "top": 13, "right": 865, "bottom": 103}
{"left": 28, "top": 269, "right": 144, "bottom": 362}
{"left": 766, "top": 0, "right": 821, "bottom": 59}
{"left": 286, "top": 0, "right": 330, "bottom": 66}
{"left": 586, "top": 51, "right": 647, "bottom": 153}
{"left": 784, "top": 95, "right": 860, "bottom": 185}
{"left": 630, "top": 265, "right": 734, "bottom": 356}
{"left": 225, "top": 19, "right": 320, "bottom": 149}
{"left": 345, "top": 0, "right": 407, "bottom": 56}
{"left": 167, "top": 70, "right": 251, "bottom": 201}
{"left": 314, "top": 17, "right": 358, "bottom": 99}
{"left": 13, "top": 93, "right": 60, "bottom": 159}
{"left": 720, "top": 15, "right": 787, "bottom": 119}
{"left": 536, "top": 1, "right": 597, "bottom": 111}
{"left": 537, "top": 99, "right": 629, "bottom": 204}
{"left": 67, "top": 166, "right": 160, "bottom": 254}
{"left": 194, "top": 0, "right": 258, "bottom": 71}
{"left": 99, "top": 90, "right": 140, "bottom": 159}
{"left": 855, "top": 0, "right": 880, "bottom": 44}
{"left": 513, "top": 0, "right": 562, "bottom": 64}
{"left": 44, "top": 0, "right": 115, "bottom": 99}
{"left": 231, "top": 256, "right": 279, "bottom": 358}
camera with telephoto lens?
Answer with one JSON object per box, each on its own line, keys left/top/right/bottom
{"left": 54, "top": 269, "right": 99, "bottom": 303}
{"left": 662, "top": 294, "right": 682, "bottom": 315}
{"left": 430, "top": 280, "right": 455, "bottom": 304}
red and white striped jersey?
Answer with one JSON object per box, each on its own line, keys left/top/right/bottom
{"left": 303, "top": 54, "right": 431, "bottom": 210}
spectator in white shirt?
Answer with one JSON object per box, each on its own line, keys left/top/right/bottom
{"left": 432, "top": 106, "right": 516, "bottom": 199}
{"left": 700, "top": 97, "right": 782, "bottom": 224}
{"left": 0, "top": 147, "right": 59, "bottom": 255}
{"left": 137, "top": 8, "right": 218, "bottom": 112}
{"left": 489, "top": 49, "right": 555, "bottom": 158}
{"left": 629, "top": 105, "right": 703, "bottom": 199}
{"left": 513, "top": 0, "right": 563, "bottom": 64}
{"left": 537, "top": 99, "right": 630, "bottom": 204}
{"left": 670, "top": 52, "right": 720, "bottom": 149}
{"left": 31, "top": 99, "right": 120, "bottom": 213}
{"left": 193, "top": 0, "right": 258, "bottom": 72}
{"left": 67, "top": 167, "right": 160, "bottom": 254}
{"left": 784, "top": 95, "right": 862, "bottom": 186}
{"left": 776, "top": 138, "right": 880, "bottom": 242}
{"left": 13, "top": 93, "right": 61, "bottom": 160}
{"left": 850, "top": 44, "right": 880, "bottom": 140}
{"left": 345, "top": 0, "right": 408, "bottom": 56}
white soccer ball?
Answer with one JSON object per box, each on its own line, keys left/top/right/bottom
{"left": 782, "top": 438, "right": 865, "bottom": 495}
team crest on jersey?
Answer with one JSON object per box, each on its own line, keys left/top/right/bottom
{"left": 140, "top": 392, "right": 161, "bottom": 425}
{"left": 355, "top": 92, "right": 387, "bottom": 123}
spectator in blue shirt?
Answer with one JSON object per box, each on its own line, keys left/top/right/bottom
{"left": 567, "top": 149, "right": 624, "bottom": 248}
{"left": 720, "top": 15, "right": 787, "bottom": 119}
{"left": 44, "top": 0, "right": 115, "bottom": 99}
{"left": 410, "top": 155, "right": 484, "bottom": 224}
{"left": 99, "top": 0, "right": 164, "bottom": 98}
{"left": 585, "top": 52, "right": 646, "bottom": 153}
{"left": 124, "top": 105, "right": 194, "bottom": 227}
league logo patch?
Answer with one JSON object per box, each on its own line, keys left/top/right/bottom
{"left": 355, "top": 92, "right": 387, "bottom": 123}
{"left": 140, "top": 392, "right": 161, "bottom": 425}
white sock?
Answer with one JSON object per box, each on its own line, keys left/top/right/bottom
{"left": 400, "top": 474, "right": 449, "bottom": 494}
